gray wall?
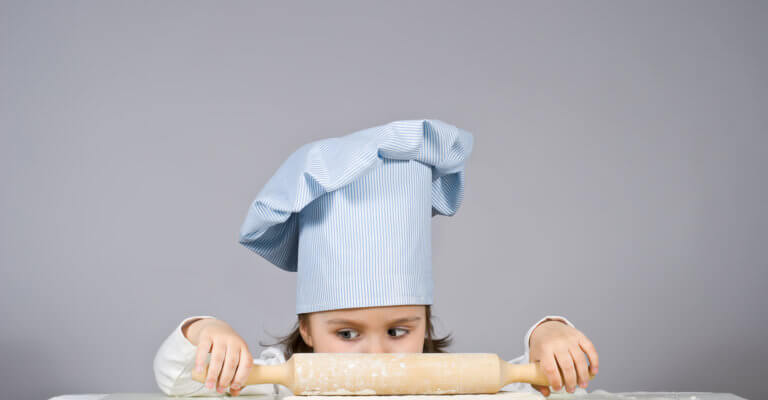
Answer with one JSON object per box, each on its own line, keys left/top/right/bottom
{"left": 1, "top": 1, "right": 766, "bottom": 400}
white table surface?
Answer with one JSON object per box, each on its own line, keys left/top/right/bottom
{"left": 48, "top": 390, "right": 750, "bottom": 400}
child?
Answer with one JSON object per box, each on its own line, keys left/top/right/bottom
{"left": 153, "top": 120, "right": 599, "bottom": 398}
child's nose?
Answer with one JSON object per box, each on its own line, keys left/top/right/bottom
{"left": 364, "top": 338, "right": 387, "bottom": 353}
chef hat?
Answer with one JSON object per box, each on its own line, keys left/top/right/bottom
{"left": 239, "top": 119, "right": 474, "bottom": 314}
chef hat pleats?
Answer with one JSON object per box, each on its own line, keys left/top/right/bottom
{"left": 239, "top": 119, "right": 474, "bottom": 314}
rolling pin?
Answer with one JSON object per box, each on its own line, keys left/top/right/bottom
{"left": 190, "top": 353, "right": 596, "bottom": 395}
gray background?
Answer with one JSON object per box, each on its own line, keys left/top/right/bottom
{"left": 1, "top": 1, "right": 766, "bottom": 400}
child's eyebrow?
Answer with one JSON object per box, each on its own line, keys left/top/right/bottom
{"left": 387, "top": 316, "right": 422, "bottom": 324}
{"left": 325, "top": 316, "right": 421, "bottom": 325}
{"left": 325, "top": 319, "right": 362, "bottom": 326}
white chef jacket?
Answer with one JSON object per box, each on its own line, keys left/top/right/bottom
{"left": 153, "top": 315, "right": 576, "bottom": 397}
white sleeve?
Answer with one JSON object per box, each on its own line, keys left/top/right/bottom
{"left": 501, "top": 315, "right": 575, "bottom": 393}
{"left": 152, "top": 315, "right": 290, "bottom": 397}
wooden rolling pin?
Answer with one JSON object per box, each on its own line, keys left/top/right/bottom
{"left": 190, "top": 353, "right": 596, "bottom": 395}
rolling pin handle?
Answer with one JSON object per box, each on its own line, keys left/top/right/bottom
{"left": 502, "top": 360, "right": 597, "bottom": 388}
{"left": 190, "top": 361, "right": 292, "bottom": 389}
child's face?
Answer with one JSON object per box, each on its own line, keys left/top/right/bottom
{"left": 299, "top": 305, "right": 427, "bottom": 353}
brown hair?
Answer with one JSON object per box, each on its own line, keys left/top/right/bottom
{"left": 260, "top": 305, "right": 452, "bottom": 359}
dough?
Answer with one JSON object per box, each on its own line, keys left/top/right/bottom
{"left": 99, "top": 390, "right": 739, "bottom": 400}
{"left": 283, "top": 389, "right": 708, "bottom": 400}
{"left": 283, "top": 391, "right": 544, "bottom": 400}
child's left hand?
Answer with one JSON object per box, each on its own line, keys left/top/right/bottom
{"left": 528, "top": 320, "right": 599, "bottom": 397}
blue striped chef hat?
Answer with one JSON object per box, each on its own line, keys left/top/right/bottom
{"left": 239, "top": 119, "right": 474, "bottom": 314}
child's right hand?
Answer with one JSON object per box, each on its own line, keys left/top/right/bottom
{"left": 187, "top": 318, "right": 254, "bottom": 396}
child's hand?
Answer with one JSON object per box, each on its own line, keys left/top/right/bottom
{"left": 528, "top": 320, "right": 599, "bottom": 397}
{"left": 189, "top": 319, "right": 254, "bottom": 396}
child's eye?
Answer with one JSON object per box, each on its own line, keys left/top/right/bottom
{"left": 388, "top": 327, "right": 409, "bottom": 337}
{"left": 337, "top": 329, "right": 360, "bottom": 340}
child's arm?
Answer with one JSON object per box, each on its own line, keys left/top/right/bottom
{"left": 501, "top": 316, "right": 576, "bottom": 393}
{"left": 152, "top": 316, "right": 286, "bottom": 397}
{"left": 153, "top": 316, "right": 222, "bottom": 396}
{"left": 509, "top": 316, "right": 599, "bottom": 397}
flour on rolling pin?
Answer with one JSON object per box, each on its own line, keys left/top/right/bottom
{"left": 287, "top": 353, "right": 566, "bottom": 395}
{"left": 192, "top": 353, "right": 595, "bottom": 395}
